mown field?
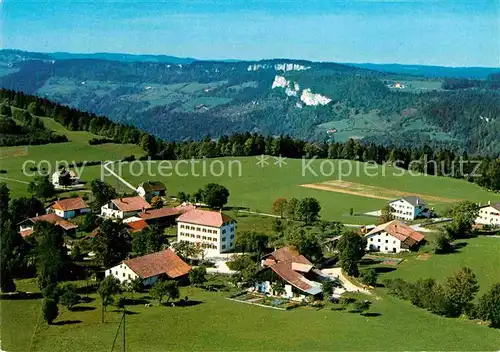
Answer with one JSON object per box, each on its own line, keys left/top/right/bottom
{"left": 2, "top": 235, "right": 500, "bottom": 352}
{"left": 0, "top": 116, "right": 145, "bottom": 196}
{"left": 86, "top": 156, "right": 500, "bottom": 224}
{"left": 2, "top": 116, "right": 500, "bottom": 224}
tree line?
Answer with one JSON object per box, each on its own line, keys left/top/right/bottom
{"left": 1, "top": 88, "right": 499, "bottom": 192}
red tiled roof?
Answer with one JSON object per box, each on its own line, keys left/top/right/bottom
{"left": 124, "top": 249, "right": 191, "bottom": 279}
{"left": 111, "top": 197, "right": 151, "bottom": 212}
{"left": 126, "top": 219, "right": 149, "bottom": 233}
{"left": 20, "top": 229, "right": 33, "bottom": 238}
{"left": 50, "top": 197, "right": 89, "bottom": 211}
{"left": 176, "top": 209, "right": 234, "bottom": 227}
{"left": 365, "top": 220, "right": 425, "bottom": 245}
{"left": 262, "top": 246, "right": 318, "bottom": 294}
{"left": 30, "top": 213, "right": 78, "bottom": 230}
{"left": 139, "top": 204, "right": 195, "bottom": 221}
{"left": 263, "top": 246, "right": 301, "bottom": 263}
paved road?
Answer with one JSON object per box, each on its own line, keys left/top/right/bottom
{"left": 102, "top": 161, "right": 137, "bottom": 191}
{"left": 0, "top": 176, "right": 30, "bottom": 185}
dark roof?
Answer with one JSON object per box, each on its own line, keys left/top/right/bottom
{"left": 397, "top": 196, "right": 426, "bottom": 206}
{"left": 482, "top": 203, "right": 500, "bottom": 211}
{"left": 124, "top": 249, "right": 191, "bottom": 279}
{"left": 139, "top": 181, "right": 166, "bottom": 192}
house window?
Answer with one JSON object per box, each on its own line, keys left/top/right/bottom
{"left": 196, "top": 227, "right": 201, "bottom": 231}
{"left": 377, "top": 239, "right": 380, "bottom": 242}
{"left": 231, "top": 227, "right": 235, "bottom": 232}
{"left": 222, "top": 245, "right": 226, "bottom": 249}
{"left": 128, "top": 274, "right": 131, "bottom": 279}
{"left": 115, "top": 271, "right": 118, "bottom": 275}
{"left": 385, "top": 247, "right": 388, "bottom": 251}
{"left": 222, "top": 237, "right": 226, "bottom": 242}
{"left": 222, "top": 229, "right": 226, "bottom": 234}
{"left": 123, "top": 273, "right": 125, "bottom": 277}
{"left": 393, "top": 240, "right": 396, "bottom": 244}
{"left": 203, "top": 228, "right": 207, "bottom": 232}
{"left": 370, "top": 238, "right": 373, "bottom": 241}
{"left": 230, "top": 242, "right": 233, "bottom": 247}
{"left": 230, "top": 234, "right": 234, "bottom": 239}
{"left": 385, "top": 240, "right": 388, "bottom": 243}
{"left": 196, "top": 235, "right": 200, "bottom": 239}
{"left": 377, "top": 246, "right": 380, "bottom": 250}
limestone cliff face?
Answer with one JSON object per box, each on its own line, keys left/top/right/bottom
{"left": 247, "top": 63, "right": 310, "bottom": 72}
{"left": 271, "top": 75, "right": 331, "bottom": 106}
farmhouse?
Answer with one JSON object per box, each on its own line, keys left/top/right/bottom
{"left": 47, "top": 197, "right": 89, "bottom": 219}
{"left": 105, "top": 249, "right": 191, "bottom": 286}
{"left": 388, "top": 196, "right": 430, "bottom": 221}
{"left": 252, "top": 247, "right": 325, "bottom": 300}
{"left": 176, "top": 209, "right": 236, "bottom": 256}
{"left": 18, "top": 213, "right": 78, "bottom": 238}
{"left": 51, "top": 169, "right": 80, "bottom": 187}
{"left": 365, "top": 220, "right": 425, "bottom": 253}
{"left": 475, "top": 202, "right": 500, "bottom": 226}
{"left": 136, "top": 181, "right": 166, "bottom": 201}
{"left": 138, "top": 204, "right": 195, "bottom": 227}
{"left": 101, "top": 196, "right": 151, "bottom": 219}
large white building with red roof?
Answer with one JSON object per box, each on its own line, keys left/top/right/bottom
{"left": 176, "top": 209, "right": 237, "bottom": 256}
{"left": 364, "top": 220, "right": 425, "bottom": 253}
{"left": 475, "top": 202, "right": 500, "bottom": 226}
{"left": 105, "top": 249, "right": 191, "bottom": 286}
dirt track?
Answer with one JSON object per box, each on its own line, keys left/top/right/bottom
{"left": 300, "top": 180, "right": 461, "bottom": 204}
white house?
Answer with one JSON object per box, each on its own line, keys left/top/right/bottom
{"left": 136, "top": 181, "right": 167, "bottom": 201}
{"left": 388, "top": 196, "right": 430, "bottom": 221}
{"left": 475, "top": 202, "right": 500, "bottom": 226}
{"left": 176, "top": 209, "right": 236, "bottom": 256}
{"left": 365, "top": 220, "right": 425, "bottom": 254}
{"left": 100, "top": 196, "right": 151, "bottom": 219}
{"left": 252, "top": 247, "right": 325, "bottom": 301}
{"left": 105, "top": 249, "right": 191, "bottom": 286}
{"left": 47, "top": 197, "right": 89, "bottom": 219}
{"left": 51, "top": 169, "right": 80, "bottom": 187}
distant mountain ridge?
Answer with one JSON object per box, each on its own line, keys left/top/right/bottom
{"left": 0, "top": 49, "right": 499, "bottom": 156}
{"left": 2, "top": 49, "right": 499, "bottom": 79}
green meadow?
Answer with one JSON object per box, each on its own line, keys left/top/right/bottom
{"left": 2, "top": 115, "right": 500, "bottom": 223}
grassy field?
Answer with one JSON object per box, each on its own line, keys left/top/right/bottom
{"left": 378, "top": 236, "right": 500, "bottom": 295}
{"left": 0, "top": 116, "right": 145, "bottom": 196}
{"left": 88, "top": 156, "right": 500, "bottom": 224}
{"left": 2, "top": 253, "right": 500, "bottom": 352}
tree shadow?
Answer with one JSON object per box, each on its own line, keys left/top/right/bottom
{"left": 52, "top": 320, "right": 82, "bottom": 326}
{"left": 361, "top": 312, "right": 382, "bottom": 317}
{"left": 79, "top": 296, "right": 95, "bottom": 304}
{"left": 122, "top": 298, "right": 149, "bottom": 306}
{"left": 374, "top": 267, "right": 397, "bottom": 274}
{"left": 175, "top": 300, "right": 203, "bottom": 307}
{"left": 452, "top": 242, "right": 468, "bottom": 250}
{"left": 71, "top": 306, "right": 95, "bottom": 312}
{"left": 0, "top": 292, "right": 43, "bottom": 300}
{"left": 359, "top": 258, "right": 377, "bottom": 265}
{"left": 330, "top": 307, "right": 345, "bottom": 311}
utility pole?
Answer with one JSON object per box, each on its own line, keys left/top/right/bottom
{"left": 122, "top": 309, "right": 126, "bottom": 352}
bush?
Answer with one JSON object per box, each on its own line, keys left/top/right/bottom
{"left": 59, "top": 284, "right": 79, "bottom": 310}
{"left": 359, "top": 268, "right": 377, "bottom": 286}
{"left": 42, "top": 298, "right": 59, "bottom": 325}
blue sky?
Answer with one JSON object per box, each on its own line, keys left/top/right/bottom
{"left": 2, "top": 0, "right": 499, "bottom": 67}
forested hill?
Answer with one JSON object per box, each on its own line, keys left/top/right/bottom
{"left": 0, "top": 50, "right": 499, "bottom": 156}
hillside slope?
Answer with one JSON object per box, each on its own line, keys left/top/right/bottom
{"left": 1, "top": 50, "right": 499, "bottom": 155}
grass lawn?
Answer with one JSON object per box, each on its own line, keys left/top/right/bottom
{"left": 2, "top": 277, "right": 500, "bottom": 352}
{"left": 377, "top": 236, "right": 500, "bottom": 295}
{"left": 91, "top": 157, "right": 500, "bottom": 224}
{"left": 0, "top": 116, "right": 145, "bottom": 196}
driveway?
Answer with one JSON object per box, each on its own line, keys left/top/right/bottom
{"left": 321, "top": 267, "right": 371, "bottom": 295}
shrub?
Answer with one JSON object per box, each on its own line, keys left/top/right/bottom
{"left": 42, "top": 298, "right": 59, "bottom": 325}
{"left": 359, "top": 268, "right": 378, "bottom": 286}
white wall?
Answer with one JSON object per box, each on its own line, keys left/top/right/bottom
{"left": 105, "top": 263, "right": 139, "bottom": 284}
{"left": 366, "top": 231, "right": 406, "bottom": 253}
{"left": 389, "top": 199, "right": 416, "bottom": 221}
{"left": 476, "top": 206, "right": 500, "bottom": 225}
{"left": 253, "top": 280, "right": 306, "bottom": 301}
{"left": 177, "top": 220, "right": 236, "bottom": 256}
